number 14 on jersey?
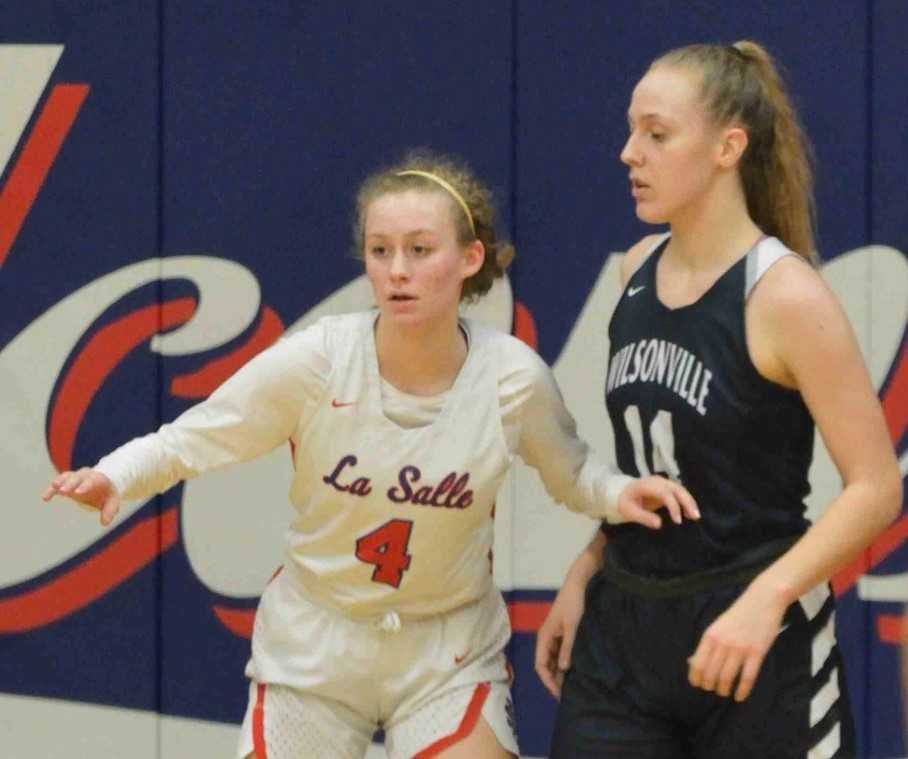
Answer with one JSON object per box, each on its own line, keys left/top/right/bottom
{"left": 624, "top": 405, "right": 682, "bottom": 481}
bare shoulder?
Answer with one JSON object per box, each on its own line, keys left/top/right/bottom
{"left": 748, "top": 255, "right": 857, "bottom": 387}
{"left": 749, "top": 255, "right": 839, "bottom": 325}
{"left": 620, "top": 233, "right": 669, "bottom": 287}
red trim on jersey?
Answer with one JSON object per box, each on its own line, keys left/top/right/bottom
{"left": 0, "top": 83, "right": 89, "bottom": 267}
{"left": 48, "top": 298, "right": 196, "bottom": 471}
{"left": 252, "top": 683, "right": 268, "bottom": 759}
{"left": 170, "top": 307, "right": 284, "bottom": 398}
{"left": 0, "top": 507, "right": 178, "bottom": 632}
{"left": 412, "top": 682, "right": 490, "bottom": 759}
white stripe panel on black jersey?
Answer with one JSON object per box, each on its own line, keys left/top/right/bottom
{"left": 809, "top": 723, "right": 841, "bottom": 759}
{"left": 800, "top": 582, "right": 829, "bottom": 624}
{"left": 799, "top": 584, "right": 842, "bottom": 758}
{"left": 745, "top": 237, "right": 794, "bottom": 300}
{"left": 811, "top": 665, "right": 840, "bottom": 726}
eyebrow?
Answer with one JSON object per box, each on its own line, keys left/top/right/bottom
{"left": 628, "top": 112, "right": 667, "bottom": 124}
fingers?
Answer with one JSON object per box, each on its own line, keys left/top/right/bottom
{"left": 715, "top": 651, "right": 744, "bottom": 698}
{"left": 558, "top": 622, "right": 577, "bottom": 673}
{"left": 660, "top": 488, "right": 683, "bottom": 525}
{"left": 689, "top": 633, "right": 764, "bottom": 702}
{"left": 643, "top": 478, "right": 700, "bottom": 523}
{"left": 631, "top": 507, "right": 662, "bottom": 529}
{"left": 674, "top": 483, "right": 700, "bottom": 521}
{"left": 534, "top": 631, "right": 563, "bottom": 700}
{"left": 687, "top": 635, "right": 713, "bottom": 691}
{"left": 620, "top": 477, "right": 699, "bottom": 529}
{"left": 42, "top": 470, "right": 83, "bottom": 502}
{"left": 618, "top": 498, "right": 662, "bottom": 529}
{"left": 99, "top": 494, "right": 121, "bottom": 527}
{"left": 42, "top": 468, "right": 118, "bottom": 525}
{"left": 734, "top": 653, "right": 763, "bottom": 702}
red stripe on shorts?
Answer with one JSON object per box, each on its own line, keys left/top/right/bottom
{"left": 253, "top": 683, "right": 267, "bottom": 759}
{"left": 413, "top": 682, "right": 491, "bottom": 758}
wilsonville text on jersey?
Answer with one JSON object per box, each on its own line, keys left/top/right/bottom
{"left": 606, "top": 338, "right": 713, "bottom": 416}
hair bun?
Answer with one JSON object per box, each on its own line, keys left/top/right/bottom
{"left": 495, "top": 243, "right": 515, "bottom": 270}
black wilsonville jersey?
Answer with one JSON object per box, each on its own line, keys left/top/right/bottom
{"left": 603, "top": 234, "right": 814, "bottom": 578}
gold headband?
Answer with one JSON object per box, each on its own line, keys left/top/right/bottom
{"left": 395, "top": 170, "right": 476, "bottom": 237}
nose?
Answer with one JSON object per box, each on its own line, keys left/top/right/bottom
{"left": 620, "top": 132, "right": 641, "bottom": 167}
{"left": 389, "top": 250, "right": 411, "bottom": 281}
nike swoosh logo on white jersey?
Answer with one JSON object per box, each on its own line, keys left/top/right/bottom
{"left": 627, "top": 286, "right": 646, "bottom": 297}
{"left": 454, "top": 648, "right": 472, "bottom": 665}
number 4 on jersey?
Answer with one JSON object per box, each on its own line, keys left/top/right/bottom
{"left": 355, "top": 519, "right": 413, "bottom": 588}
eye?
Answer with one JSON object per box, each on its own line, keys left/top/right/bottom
{"left": 649, "top": 130, "right": 666, "bottom": 142}
{"left": 411, "top": 245, "right": 432, "bottom": 257}
{"left": 369, "top": 245, "right": 388, "bottom": 258}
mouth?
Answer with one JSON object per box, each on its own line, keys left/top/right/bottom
{"left": 630, "top": 177, "right": 650, "bottom": 199}
{"left": 389, "top": 294, "right": 416, "bottom": 302}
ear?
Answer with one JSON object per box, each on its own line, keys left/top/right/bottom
{"left": 717, "top": 125, "right": 749, "bottom": 169}
{"left": 462, "top": 239, "right": 485, "bottom": 278}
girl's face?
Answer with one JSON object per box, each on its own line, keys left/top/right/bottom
{"left": 621, "top": 64, "right": 726, "bottom": 224}
{"left": 364, "top": 189, "right": 482, "bottom": 331}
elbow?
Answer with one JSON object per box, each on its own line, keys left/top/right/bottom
{"left": 881, "top": 467, "right": 905, "bottom": 526}
{"left": 869, "top": 463, "right": 905, "bottom": 530}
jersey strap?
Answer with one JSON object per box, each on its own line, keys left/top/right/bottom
{"left": 745, "top": 237, "right": 798, "bottom": 299}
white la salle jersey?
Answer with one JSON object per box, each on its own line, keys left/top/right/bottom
{"left": 96, "top": 310, "right": 631, "bottom": 619}
{"left": 285, "top": 312, "right": 510, "bottom": 617}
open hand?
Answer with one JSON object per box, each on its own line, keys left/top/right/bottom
{"left": 617, "top": 475, "right": 699, "bottom": 528}
{"left": 42, "top": 468, "right": 121, "bottom": 526}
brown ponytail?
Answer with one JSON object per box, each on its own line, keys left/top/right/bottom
{"left": 654, "top": 41, "right": 817, "bottom": 263}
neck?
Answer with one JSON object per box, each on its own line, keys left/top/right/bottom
{"left": 667, "top": 173, "right": 763, "bottom": 270}
{"left": 374, "top": 312, "right": 467, "bottom": 396}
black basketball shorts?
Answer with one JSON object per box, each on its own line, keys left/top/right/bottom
{"left": 550, "top": 570, "right": 855, "bottom": 758}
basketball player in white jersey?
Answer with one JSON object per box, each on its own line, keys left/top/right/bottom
{"left": 537, "top": 42, "right": 902, "bottom": 759}
{"left": 43, "top": 150, "right": 696, "bottom": 759}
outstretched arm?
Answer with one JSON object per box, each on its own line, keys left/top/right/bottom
{"left": 40, "top": 327, "right": 327, "bottom": 525}
{"left": 512, "top": 347, "right": 697, "bottom": 525}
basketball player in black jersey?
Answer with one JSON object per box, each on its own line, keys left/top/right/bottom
{"left": 537, "top": 41, "right": 902, "bottom": 758}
